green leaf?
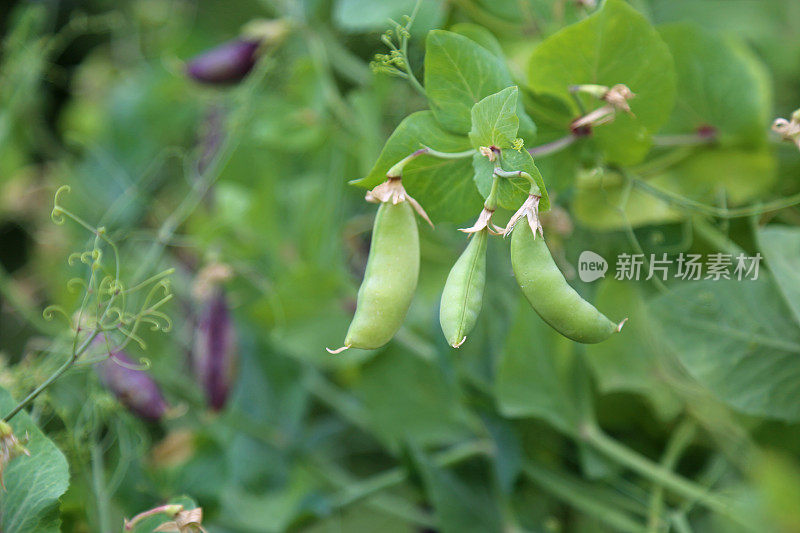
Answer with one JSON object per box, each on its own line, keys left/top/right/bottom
{"left": 585, "top": 279, "right": 683, "bottom": 420}
{"left": 450, "top": 23, "right": 504, "bottom": 57}
{"left": 333, "top": 0, "right": 445, "bottom": 34}
{"left": 659, "top": 23, "right": 771, "bottom": 147}
{"left": 350, "top": 111, "right": 481, "bottom": 224}
{"left": 413, "top": 449, "right": 502, "bottom": 533}
{"left": 473, "top": 148, "right": 550, "bottom": 212}
{"left": 468, "top": 87, "right": 520, "bottom": 149}
{"left": 425, "top": 30, "right": 535, "bottom": 137}
{"left": 651, "top": 278, "right": 800, "bottom": 422}
{"left": 494, "top": 297, "right": 593, "bottom": 435}
{"left": 352, "top": 347, "right": 471, "bottom": 448}
{"left": 0, "top": 387, "right": 70, "bottom": 533}
{"left": 527, "top": 0, "right": 676, "bottom": 165}
{"left": 758, "top": 226, "right": 800, "bottom": 328}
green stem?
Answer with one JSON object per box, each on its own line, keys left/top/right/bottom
{"left": 330, "top": 440, "right": 493, "bottom": 510}
{"left": 310, "top": 457, "right": 434, "bottom": 527}
{"left": 387, "top": 146, "right": 475, "bottom": 177}
{"left": 3, "top": 328, "right": 99, "bottom": 421}
{"left": 691, "top": 217, "right": 745, "bottom": 256}
{"left": 485, "top": 176, "right": 500, "bottom": 211}
{"left": 493, "top": 168, "right": 540, "bottom": 196}
{"left": 647, "top": 421, "right": 698, "bottom": 533}
{"left": 522, "top": 461, "right": 647, "bottom": 533}
{"left": 527, "top": 134, "right": 577, "bottom": 157}
{"left": 581, "top": 425, "right": 747, "bottom": 527}
{"left": 629, "top": 174, "right": 800, "bottom": 219}
{"left": 91, "top": 440, "right": 112, "bottom": 533}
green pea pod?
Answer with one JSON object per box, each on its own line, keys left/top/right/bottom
{"left": 511, "top": 223, "right": 624, "bottom": 343}
{"left": 439, "top": 229, "right": 488, "bottom": 348}
{"left": 330, "top": 200, "right": 420, "bottom": 352}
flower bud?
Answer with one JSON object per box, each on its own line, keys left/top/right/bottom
{"left": 192, "top": 288, "right": 238, "bottom": 411}
{"left": 95, "top": 345, "right": 168, "bottom": 421}
{"left": 186, "top": 39, "right": 260, "bottom": 85}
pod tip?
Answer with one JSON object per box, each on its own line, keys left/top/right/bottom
{"left": 451, "top": 336, "right": 467, "bottom": 348}
{"left": 326, "top": 345, "right": 351, "bottom": 354}
{"left": 616, "top": 318, "right": 628, "bottom": 333}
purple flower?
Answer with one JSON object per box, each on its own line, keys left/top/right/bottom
{"left": 96, "top": 344, "right": 168, "bottom": 421}
{"left": 192, "top": 288, "right": 238, "bottom": 411}
{"left": 186, "top": 39, "right": 261, "bottom": 85}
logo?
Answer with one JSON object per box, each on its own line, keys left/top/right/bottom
{"left": 578, "top": 251, "right": 608, "bottom": 282}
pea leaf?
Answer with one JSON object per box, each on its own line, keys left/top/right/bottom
{"left": 468, "top": 86, "right": 520, "bottom": 149}
{"left": 758, "top": 226, "right": 800, "bottom": 328}
{"left": 659, "top": 23, "right": 771, "bottom": 147}
{"left": 352, "top": 347, "right": 471, "bottom": 449}
{"left": 527, "top": 0, "right": 676, "bottom": 165}
{"left": 350, "top": 111, "right": 481, "bottom": 224}
{"left": 0, "top": 386, "right": 70, "bottom": 533}
{"left": 424, "top": 30, "right": 535, "bottom": 138}
{"left": 584, "top": 280, "right": 683, "bottom": 420}
{"left": 412, "top": 449, "right": 503, "bottom": 533}
{"left": 494, "top": 297, "right": 594, "bottom": 435}
{"left": 651, "top": 278, "right": 800, "bottom": 422}
{"left": 450, "top": 23, "right": 504, "bottom": 58}
{"left": 333, "top": 0, "right": 445, "bottom": 34}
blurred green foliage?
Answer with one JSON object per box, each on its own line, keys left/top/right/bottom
{"left": 1, "top": 0, "right": 800, "bottom": 532}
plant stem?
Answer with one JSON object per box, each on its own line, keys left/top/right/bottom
{"left": 330, "top": 439, "right": 492, "bottom": 510}
{"left": 629, "top": 175, "right": 800, "bottom": 218}
{"left": 651, "top": 133, "right": 716, "bottom": 147}
{"left": 581, "top": 425, "right": 747, "bottom": 527}
{"left": 647, "top": 420, "right": 698, "bottom": 532}
{"left": 522, "top": 461, "right": 647, "bottom": 533}
{"left": 691, "top": 217, "right": 745, "bottom": 256}
{"left": 527, "top": 134, "right": 577, "bottom": 157}
{"left": 91, "top": 440, "right": 112, "bottom": 533}
{"left": 3, "top": 328, "right": 99, "bottom": 421}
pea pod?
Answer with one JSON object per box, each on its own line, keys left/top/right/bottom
{"left": 511, "top": 223, "right": 624, "bottom": 343}
{"left": 439, "top": 228, "right": 488, "bottom": 348}
{"left": 329, "top": 183, "right": 421, "bottom": 353}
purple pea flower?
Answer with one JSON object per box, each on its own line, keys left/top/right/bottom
{"left": 192, "top": 288, "right": 238, "bottom": 411}
{"left": 95, "top": 343, "right": 168, "bottom": 421}
{"left": 186, "top": 39, "right": 261, "bottom": 85}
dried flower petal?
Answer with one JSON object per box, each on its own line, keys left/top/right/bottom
{"left": 365, "top": 178, "right": 433, "bottom": 227}
{"left": 603, "top": 84, "right": 635, "bottom": 114}
{"left": 502, "top": 195, "right": 543, "bottom": 238}
{"left": 459, "top": 207, "right": 502, "bottom": 235}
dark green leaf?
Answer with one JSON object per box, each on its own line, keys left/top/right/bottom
{"left": 758, "top": 226, "right": 800, "bottom": 328}
{"left": 651, "top": 278, "right": 800, "bottom": 421}
{"left": 425, "top": 30, "right": 535, "bottom": 138}
{"left": 528, "top": 0, "right": 676, "bottom": 165}
{"left": 494, "top": 297, "right": 593, "bottom": 435}
{"left": 413, "top": 449, "right": 503, "bottom": 533}
{"left": 659, "top": 24, "right": 771, "bottom": 147}
{"left": 350, "top": 111, "right": 481, "bottom": 224}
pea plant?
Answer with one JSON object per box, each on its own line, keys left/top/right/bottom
{"left": 1, "top": 0, "right": 800, "bottom": 531}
